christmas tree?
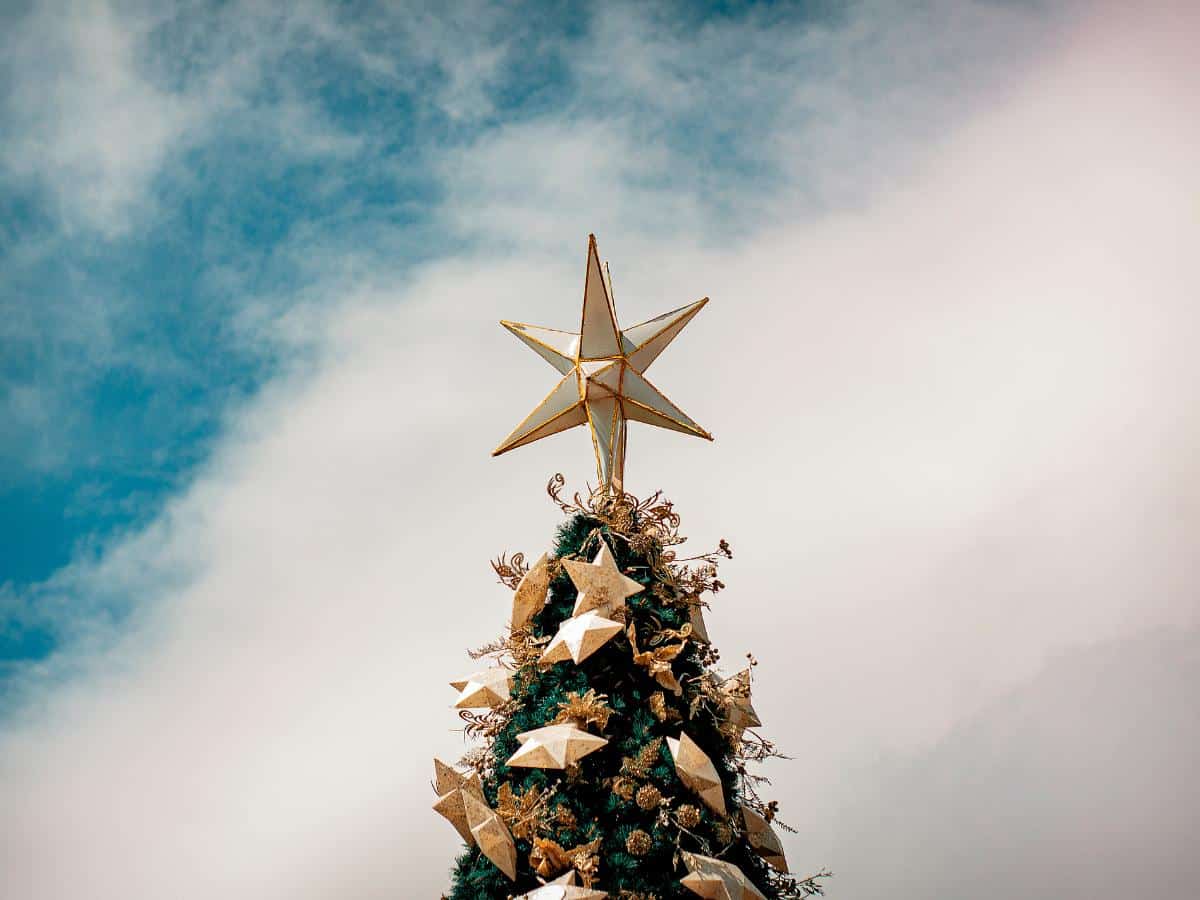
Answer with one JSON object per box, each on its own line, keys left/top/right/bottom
{"left": 434, "top": 236, "right": 829, "bottom": 899}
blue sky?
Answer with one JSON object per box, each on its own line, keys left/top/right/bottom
{"left": 2, "top": 2, "right": 1198, "bottom": 897}
{"left": 0, "top": 0, "right": 1028, "bottom": 668}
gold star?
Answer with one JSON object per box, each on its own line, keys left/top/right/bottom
{"left": 666, "top": 731, "right": 726, "bottom": 815}
{"left": 462, "top": 791, "right": 518, "bottom": 881}
{"left": 563, "top": 540, "right": 643, "bottom": 617}
{"left": 493, "top": 233, "right": 712, "bottom": 492}
{"left": 450, "top": 668, "right": 513, "bottom": 709}
{"left": 721, "top": 668, "right": 762, "bottom": 730}
{"left": 430, "top": 758, "right": 484, "bottom": 845}
{"left": 506, "top": 723, "right": 608, "bottom": 770}
{"left": 540, "top": 610, "right": 624, "bottom": 666}
{"left": 680, "top": 852, "right": 767, "bottom": 900}
{"left": 741, "top": 805, "right": 789, "bottom": 873}
{"left": 511, "top": 552, "right": 551, "bottom": 630}
{"left": 516, "top": 871, "right": 608, "bottom": 899}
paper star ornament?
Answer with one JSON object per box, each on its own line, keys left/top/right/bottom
{"left": 741, "top": 805, "right": 789, "bottom": 872}
{"left": 512, "top": 552, "right": 551, "bottom": 630}
{"left": 451, "top": 668, "right": 513, "bottom": 709}
{"left": 540, "top": 610, "right": 623, "bottom": 665}
{"left": 564, "top": 540, "right": 643, "bottom": 617}
{"left": 493, "top": 233, "right": 712, "bottom": 492}
{"left": 462, "top": 791, "right": 518, "bottom": 880}
{"left": 721, "top": 669, "right": 761, "bottom": 729}
{"left": 506, "top": 723, "right": 608, "bottom": 769}
{"left": 687, "top": 604, "right": 710, "bottom": 643}
{"left": 679, "top": 852, "right": 767, "bottom": 900}
{"left": 516, "top": 871, "right": 608, "bottom": 899}
{"left": 431, "top": 758, "right": 484, "bottom": 845}
{"left": 666, "top": 732, "right": 726, "bottom": 815}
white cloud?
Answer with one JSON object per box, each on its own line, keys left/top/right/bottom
{"left": 2, "top": 2, "right": 1198, "bottom": 898}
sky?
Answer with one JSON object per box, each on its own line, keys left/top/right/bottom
{"left": 1, "top": 1, "right": 1198, "bottom": 898}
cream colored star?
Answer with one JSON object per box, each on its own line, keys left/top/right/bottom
{"left": 462, "top": 791, "right": 518, "bottom": 880}
{"left": 563, "top": 540, "right": 643, "bottom": 617}
{"left": 516, "top": 871, "right": 608, "bottom": 899}
{"left": 493, "top": 233, "right": 712, "bottom": 492}
{"left": 512, "top": 552, "right": 551, "bottom": 630}
{"left": 540, "top": 610, "right": 624, "bottom": 666}
{"left": 679, "top": 852, "right": 766, "bottom": 900}
{"left": 450, "top": 668, "right": 513, "bottom": 709}
{"left": 666, "top": 731, "right": 727, "bottom": 815}
{"left": 741, "top": 805, "right": 789, "bottom": 873}
{"left": 430, "top": 758, "right": 484, "bottom": 845}
{"left": 506, "top": 723, "right": 608, "bottom": 770}
{"left": 721, "top": 668, "right": 762, "bottom": 730}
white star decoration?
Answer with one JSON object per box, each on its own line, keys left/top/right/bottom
{"left": 450, "top": 668, "right": 513, "bottom": 709}
{"left": 540, "top": 610, "right": 624, "bottom": 666}
{"left": 493, "top": 233, "right": 711, "bottom": 492}
{"left": 563, "top": 540, "right": 643, "bottom": 617}
{"left": 680, "top": 852, "right": 766, "bottom": 900}
{"left": 506, "top": 723, "right": 609, "bottom": 769}
{"left": 516, "top": 871, "right": 608, "bottom": 899}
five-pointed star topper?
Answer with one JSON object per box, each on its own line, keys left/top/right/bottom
{"left": 493, "top": 233, "right": 712, "bottom": 492}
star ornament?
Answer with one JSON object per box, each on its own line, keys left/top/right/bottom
{"left": 462, "top": 791, "right": 518, "bottom": 881}
{"left": 666, "top": 731, "right": 727, "bottom": 815}
{"left": 517, "top": 871, "right": 607, "bottom": 900}
{"left": 493, "top": 233, "right": 712, "bottom": 492}
{"left": 450, "top": 668, "right": 513, "bottom": 709}
{"left": 564, "top": 540, "right": 643, "bottom": 617}
{"left": 430, "top": 758, "right": 485, "bottom": 845}
{"left": 506, "top": 723, "right": 609, "bottom": 770}
{"left": 540, "top": 610, "right": 624, "bottom": 666}
{"left": 680, "top": 852, "right": 767, "bottom": 900}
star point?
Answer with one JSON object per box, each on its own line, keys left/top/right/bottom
{"left": 563, "top": 540, "right": 643, "bottom": 617}
{"left": 506, "top": 723, "right": 608, "bottom": 769}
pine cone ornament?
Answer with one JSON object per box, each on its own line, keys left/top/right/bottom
{"left": 676, "top": 804, "right": 702, "bottom": 829}
{"left": 625, "top": 829, "right": 653, "bottom": 857}
{"left": 635, "top": 784, "right": 662, "bottom": 810}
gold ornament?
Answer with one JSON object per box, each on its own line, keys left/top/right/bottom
{"left": 625, "top": 829, "right": 652, "bottom": 856}
{"left": 635, "top": 784, "right": 662, "bottom": 810}
{"left": 720, "top": 669, "right": 761, "bottom": 730}
{"left": 512, "top": 552, "right": 551, "bottom": 630}
{"left": 541, "top": 610, "right": 623, "bottom": 665}
{"left": 628, "top": 621, "right": 686, "bottom": 695}
{"left": 493, "top": 233, "right": 712, "bottom": 493}
{"left": 554, "top": 689, "right": 613, "bottom": 731}
{"left": 612, "top": 776, "right": 637, "bottom": 801}
{"left": 507, "top": 723, "right": 608, "bottom": 769}
{"left": 741, "top": 805, "right": 788, "bottom": 873}
{"left": 666, "top": 732, "right": 726, "bottom": 816}
{"left": 515, "top": 871, "right": 608, "bottom": 900}
{"left": 676, "top": 804, "right": 702, "bottom": 829}
{"left": 462, "top": 791, "right": 518, "bottom": 881}
{"left": 563, "top": 540, "right": 644, "bottom": 617}
{"left": 431, "top": 758, "right": 485, "bottom": 845}
{"left": 450, "top": 668, "right": 513, "bottom": 709}
{"left": 530, "top": 837, "right": 602, "bottom": 886}
{"left": 555, "top": 804, "right": 578, "bottom": 828}
{"left": 679, "top": 852, "right": 766, "bottom": 900}
{"left": 495, "top": 782, "right": 548, "bottom": 841}
{"left": 620, "top": 737, "right": 663, "bottom": 780}
{"left": 712, "top": 820, "right": 733, "bottom": 845}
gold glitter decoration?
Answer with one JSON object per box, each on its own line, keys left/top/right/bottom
{"left": 635, "top": 784, "right": 662, "bottom": 810}
{"left": 676, "top": 804, "right": 701, "bottom": 829}
{"left": 620, "top": 737, "right": 663, "bottom": 780}
{"left": 530, "top": 837, "right": 601, "bottom": 886}
{"left": 712, "top": 820, "right": 733, "bottom": 845}
{"left": 612, "top": 776, "right": 637, "bottom": 801}
{"left": 625, "top": 828, "right": 652, "bottom": 856}
{"left": 555, "top": 804, "right": 577, "bottom": 828}
{"left": 627, "top": 622, "right": 688, "bottom": 695}
{"left": 554, "top": 688, "right": 613, "bottom": 731}
{"left": 495, "top": 782, "right": 548, "bottom": 841}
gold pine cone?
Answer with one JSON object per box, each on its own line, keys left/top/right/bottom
{"left": 676, "top": 804, "right": 701, "bottom": 829}
{"left": 635, "top": 784, "right": 662, "bottom": 810}
{"left": 625, "top": 828, "right": 653, "bottom": 856}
